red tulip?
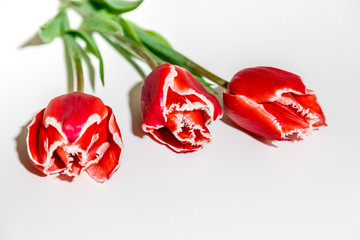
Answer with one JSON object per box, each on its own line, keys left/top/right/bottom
{"left": 141, "top": 63, "right": 223, "bottom": 152}
{"left": 27, "top": 92, "right": 123, "bottom": 183}
{"left": 223, "top": 67, "right": 326, "bottom": 140}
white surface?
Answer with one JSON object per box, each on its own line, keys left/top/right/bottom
{"left": 1, "top": 0, "right": 360, "bottom": 239}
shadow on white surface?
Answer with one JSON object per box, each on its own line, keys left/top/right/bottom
{"left": 15, "top": 119, "right": 46, "bottom": 177}
{"left": 56, "top": 173, "right": 74, "bottom": 182}
{"left": 211, "top": 86, "right": 278, "bottom": 147}
{"left": 220, "top": 112, "right": 277, "bottom": 147}
{"left": 19, "top": 33, "right": 43, "bottom": 48}
{"left": 128, "top": 81, "right": 146, "bottom": 138}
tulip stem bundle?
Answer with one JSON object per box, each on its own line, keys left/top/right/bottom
{"left": 30, "top": 0, "right": 228, "bottom": 93}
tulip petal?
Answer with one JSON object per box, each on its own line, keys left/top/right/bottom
{"left": 292, "top": 90, "right": 327, "bottom": 127}
{"left": 46, "top": 152, "right": 67, "bottom": 174}
{"left": 262, "top": 102, "right": 310, "bottom": 138}
{"left": 171, "top": 65, "right": 222, "bottom": 121}
{"left": 27, "top": 109, "right": 48, "bottom": 171}
{"left": 276, "top": 91, "right": 326, "bottom": 127}
{"left": 223, "top": 91, "right": 285, "bottom": 140}
{"left": 141, "top": 63, "right": 175, "bottom": 129}
{"left": 86, "top": 109, "right": 123, "bottom": 183}
{"left": 43, "top": 92, "right": 108, "bottom": 143}
{"left": 229, "top": 67, "right": 306, "bottom": 103}
{"left": 165, "top": 110, "right": 211, "bottom": 145}
{"left": 148, "top": 128, "right": 206, "bottom": 153}
{"left": 146, "top": 108, "right": 211, "bottom": 153}
{"left": 141, "top": 63, "right": 222, "bottom": 152}
{"left": 27, "top": 109, "right": 68, "bottom": 174}
{"left": 142, "top": 63, "right": 222, "bottom": 130}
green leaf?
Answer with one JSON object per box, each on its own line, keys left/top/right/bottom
{"left": 67, "top": 29, "right": 105, "bottom": 86}
{"left": 128, "top": 22, "right": 186, "bottom": 64}
{"left": 39, "top": 10, "right": 69, "bottom": 43}
{"left": 119, "top": 18, "right": 171, "bottom": 48}
{"left": 143, "top": 30, "right": 172, "bottom": 48}
{"left": 119, "top": 18, "right": 142, "bottom": 44}
{"left": 104, "top": 0, "right": 143, "bottom": 14}
{"left": 117, "top": 18, "right": 166, "bottom": 65}
{"left": 81, "top": 15, "right": 123, "bottom": 34}
{"left": 74, "top": 1, "right": 123, "bottom": 34}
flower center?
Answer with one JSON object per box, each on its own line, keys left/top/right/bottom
{"left": 52, "top": 146, "right": 86, "bottom": 177}
{"left": 165, "top": 110, "right": 211, "bottom": 146}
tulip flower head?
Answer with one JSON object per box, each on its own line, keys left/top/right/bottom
{"left": 223, "top": 67, "right": 326, "bottom": 140}
{"left": 141, "top": 63, "right": 223, "bottom": 152}
{"left": 27, "top": 92, "right": 123, "bottom": 183}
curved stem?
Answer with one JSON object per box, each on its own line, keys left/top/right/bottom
{"left": 114, "top": 34, "right": 158, "bottom": 70}
{"left": 130, "top": 24, "right": 229, "bottom": 88}
{"left": 101, "top": 33, "right": 147, "bottom": 78}
{"left": 185, "top": 60, "right": 228, "bottom": 88}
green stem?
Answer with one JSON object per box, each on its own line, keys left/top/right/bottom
{"left": 74, "top": 57, "right": 84, "bottom": 92}
{"left": 186, "top": 61, "right": 228, "bottom": 88}
{"left": 131, "top": 24, "right": 229, "bottom": 88}
{"left": 101, "top": 33, "right": 147, "bottom": 78}
{"left": 114, "top": 34, "right": 158, "bottom": 70}
{"left": 62, "top": 35, "right": 74, "bottom": 92}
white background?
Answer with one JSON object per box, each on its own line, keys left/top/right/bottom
{"left": 1, "top": 0, "right": 360, "bottom": 239}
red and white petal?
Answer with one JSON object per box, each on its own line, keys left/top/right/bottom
{"left": 276, "top": 91, "right": 326, "bottom": 128}
{"left": 43, "top": 92, "right": 108, "bottom": 143}
{"left": 228, "top": 67, "right": 306, "bottom": 103}
{"left": 86, "top": 110, "right": 123, "bottom": 183}
{"left": 141, "top": 63, "right": 221, "bottom": 152}
{"left": 27, "top": 109, "right": 68, "bottom": 175}
{"left": 141, "top": 63, "right": 177, "bottom": 130}
{"left": 141, "top": 63, "right": 222, "bottom": 132}
{"left": 164, "top": 87, "right": 213, "bottom": 124}
{"left": 55, "top": 147, "right": 76, "bottom": 173}
{"left": 262, "top": 102, "right": 311, "bottom": 138}
{"left": 45, "top": 152, "right": 67, "bottom": 174}
{"left": 71, "top": 121, "right": 107, "bottom": 168}
{"left": 77, "top": 107, "right": 116, "bottom": 168}
{"left": 27, "top": 109, "right": 48, "bottom": 171}
{"left": 165, "top": 110, "right": 211, "bottom": 146}
{"left": 223, "top": 91, "right": 286, "bottom": 141}
{"left": 292, "top": 90, "right": 327, "bottom": 127}
{"left": 148, "top": 128, "right": 206, "bottom": 153}
{"left": 27, "top": 93, "right": 123, "bottom": 182}
{"left": 171, "top": 65, "right": 223, "bottom": 121}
